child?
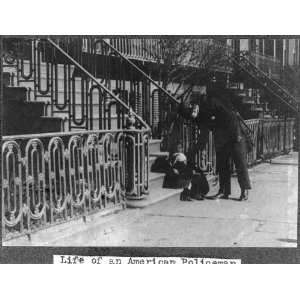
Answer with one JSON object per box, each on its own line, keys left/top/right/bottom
{"left": 163, "top": 144, "right": 193, "bottom": 190}
{"left": 163, "top": 144, "right": 209, "bottom": 201}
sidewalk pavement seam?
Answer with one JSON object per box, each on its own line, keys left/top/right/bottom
{"left": 143, "top": 213, "right": 298, "bottom": 225}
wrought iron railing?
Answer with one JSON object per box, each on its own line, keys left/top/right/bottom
{"left": 94, "top": 38, "right": 163, "bottom": 62}
{"left": 245, "top": 119, "right": 260, "bottom": 166}
{"left": 2, "top": 37, "right": 149, "bottom": 132}
{"left": 243, "top": 118, "right": 295, "bottom": 165}
{"left": 1, "top": 128, "right": 149, "bottom": 241}
{"left": 87, "top": 37, "right": 179, "bottom": 138}
{"left": 2, "top": 37, "right": 230, "bottom": 161}
{"left": 186, "top": 127, "right": 217, "bottom": 176}
{"left": 52, "top": 37, "right": 204, "bottom": 156}
{"left": 257, "top": 118, "right": 295, "bottom": 159}
{"left": 182, "top": 118, "right": 295, "bottom": 171}
{"left": 1, "top": 37, "right": 151, "bottom": 241}
{"left": 86, "top": 38, "right": 230, "bottom": 70}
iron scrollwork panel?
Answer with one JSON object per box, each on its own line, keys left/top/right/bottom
{"left": 25, "top": 139, "right": 47, "bottom": 225}
{"left": 2, "top": 141, "right": 25, "bottom": 233}
{"left": 68, "top": 135, "right": 86, "bottom": 216}
{"left": 47, "top": 137, "right": 68, "bottom": 221}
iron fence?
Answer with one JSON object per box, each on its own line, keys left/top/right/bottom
{"left": 245, "top": 119, "right": 260, "bottom": 166}
{"left": 257, "top": 118, "right": 295, "bottom": 159}
{"left": 1, "top": 119, "right": 295, "bottom": 241}
{"left": 2, "top": 128, "right": 149, "bottom": 241}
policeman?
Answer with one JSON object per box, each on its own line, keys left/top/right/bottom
{"left": 177, "top": 86, "right": 251, "bottom": 201}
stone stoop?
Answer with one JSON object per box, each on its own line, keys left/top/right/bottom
{"left": 3, "top": 85, "right": 64, "bottom": 135}
{"left": 127, "top": 138, "right": 216, "bottom": 208}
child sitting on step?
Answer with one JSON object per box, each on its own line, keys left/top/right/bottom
{"left": 163, "top": 144, "right": 209, "bottom": 201}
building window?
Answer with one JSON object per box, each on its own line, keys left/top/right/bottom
{"left": 249, "top": 39, "right": 257, "bottom": 52}
{"left": 275, "top": 39, "right": 283, "bottom": 63}
{"left": 258, "top": 39, "right": 264, "bottom": 54}
{"left": 285, "top": 39, "right": 289, "bottom": 66}
{"left": 265, "top": 39, "right": 274, "bottom": 56}
{"left": 233, "top": 39, "right": 240, "bottom": 55}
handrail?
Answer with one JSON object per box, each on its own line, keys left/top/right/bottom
{"left": 2, "top": 127, "right": 149, "bottom": 141}
{"left": 99, "top": 39, "right": 179, "bottom": 106}
{"left": 47, "top": 38, "right": 151, "bottom": 131}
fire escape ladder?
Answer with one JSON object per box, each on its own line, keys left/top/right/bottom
{"left": 229, "top": 52, "right": 299, "bottom": 114}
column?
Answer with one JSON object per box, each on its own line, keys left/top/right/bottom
{"left": 283, "top": 39, "right": 286, "bottom": 67}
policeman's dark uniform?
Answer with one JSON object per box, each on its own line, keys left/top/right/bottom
{"left": 177, "top": 91, "right": 251, "bottom": 199}
{"left": 209, "top": 95, "right": 251, "bottom": 197}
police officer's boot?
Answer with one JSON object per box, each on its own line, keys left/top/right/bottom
{"left": 239, "top": 189, "right": 249, "bottom": 201}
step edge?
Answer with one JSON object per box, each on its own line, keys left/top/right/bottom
{"left": 126, "top": 189, "right": 182, "bottom": 208}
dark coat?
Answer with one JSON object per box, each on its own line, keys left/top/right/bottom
{"left": 206, "top": 96, "right": 241, "bottom": 150}
{"left": 177, "top": 98, "right": 240, "bottom": 151}
{"left": 177, "top": 96, "right": 251, "bottom": 192}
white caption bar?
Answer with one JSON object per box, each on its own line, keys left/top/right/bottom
{"left": 54, "top": 255, "right": 241, "bottom": 264}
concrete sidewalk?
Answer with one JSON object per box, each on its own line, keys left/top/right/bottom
{"left": 5, "top": 152, "right": 298, "bottom": 247}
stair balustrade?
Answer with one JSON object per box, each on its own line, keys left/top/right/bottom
{"left": 92, "top": 38, "right": 218, "bottom": 175}
{"left": 1, "top": 37, "right": 150, "bottom": 240}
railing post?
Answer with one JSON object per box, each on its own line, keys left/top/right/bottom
{"left": 124, "top": 129, "right": 149, "bottom": 201}
{"left": 123, "top": 109, "right": 149, "bottom": 201}
{"left": 283, "top": 115, "right": 287, "bottom": 153}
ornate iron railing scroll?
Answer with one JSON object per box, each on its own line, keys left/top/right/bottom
{"left": 2, "top": 128, "right": 149, "bottom": 241}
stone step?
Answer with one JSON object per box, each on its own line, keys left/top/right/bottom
{"left": 3, "top": 86, "right": 27, "bottom": 102}
{"left": 149, "top": 139, "right": 161, "bottom": 154}
{"left": 39, "top": 117, "right": 64, "bottom": 133}
{"left": 127, "top": 173, "right": 216, "bottom": 208}
{"left": 149, "top": 172, "right": 165, "bottom": 190}
{"left": 3, "top": 100, "right": 45, "bottom": 118}
{"left": 149, "top": 155, "right": 157, "bottom": 171}
{"left": 3, "top": 115, "right": 63, "bottom": 135}
{"left": 150, "top": 151, "right": 168, "bottom": 158}
{"left": 1, "top": 72, "right": 11, "bottom": 86}
{"left": 126, "top": 186, "right": 182, "bottom": 208}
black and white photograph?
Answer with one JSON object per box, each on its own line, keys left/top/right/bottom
{"left": 2, "top": 4, "right": 300, "bottom": 300}
{"left": 0, "top": 36, "right": 298, "bottom": 252}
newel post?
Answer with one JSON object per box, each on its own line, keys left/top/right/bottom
{"left": 124, "top": 108, "right": 149, "bottom": 201}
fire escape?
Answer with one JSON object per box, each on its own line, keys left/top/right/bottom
{"left": 229, "top": 50, "right": 299, "bottom": 115}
